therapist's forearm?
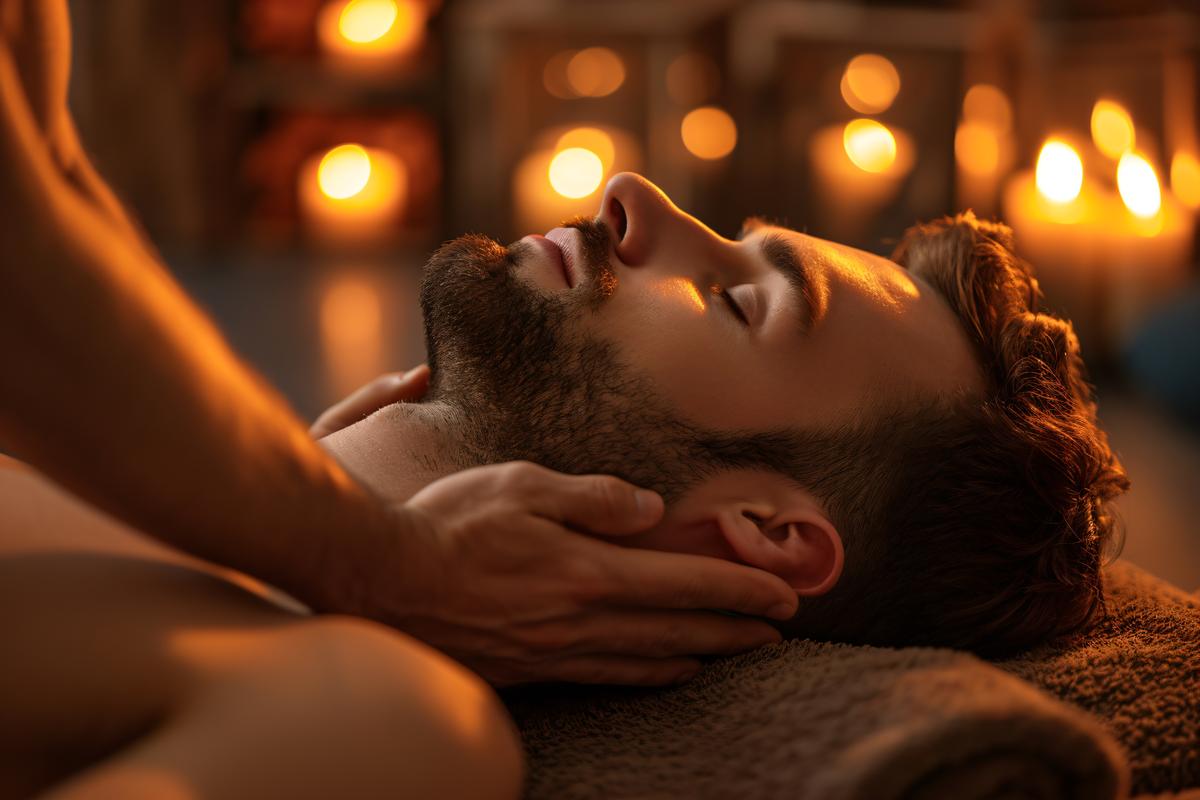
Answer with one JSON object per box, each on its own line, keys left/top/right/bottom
{"left": 0, "top": 88, "right": 405, "bottom": 611}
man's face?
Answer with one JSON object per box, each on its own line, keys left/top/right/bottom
{"left": 418, "top": 173, "right": 982, "bottom": 499}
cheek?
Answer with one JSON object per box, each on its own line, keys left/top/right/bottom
{"left": 584, "top": 279, "right": 765, "bottom": 426}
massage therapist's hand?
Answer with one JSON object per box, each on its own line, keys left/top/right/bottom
{"left": 310, "top": 365, "right": 430, "bottom": 438}
{"left": 384, "top": 462, "right": 797, "bottom": 687}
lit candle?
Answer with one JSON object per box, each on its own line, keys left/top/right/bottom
{"left": 807, "top": 118, "right": 915, "bottom": 241}
{"left": 299, "top": 143, "right": 408, "bottom": 243}
{"left": 1002, "top": 139, "right": 1194, "bottom": 355}
{"left": 316, "top": 0, "right": 425, "bottom": 73}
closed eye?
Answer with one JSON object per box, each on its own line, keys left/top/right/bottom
{"left": 714, "top": 285, "right": 748, "bottom": 325}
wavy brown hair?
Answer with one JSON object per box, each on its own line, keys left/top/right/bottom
{"left": 729, "top": 212, "right": 1131, "bottom": 657}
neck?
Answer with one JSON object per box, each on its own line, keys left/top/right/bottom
{"left": 318, "top": 400, "right": 472, "bottom": 506}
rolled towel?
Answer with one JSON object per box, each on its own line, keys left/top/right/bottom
{"left": 506, "top": 640, "right": 1128, "bottom": 800}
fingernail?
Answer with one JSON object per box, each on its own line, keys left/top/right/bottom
{"left": 767, "top": 602, "right": 796, "bottom": 621}
{"left": 634, "top": 489, "right": 663, "bottom": 518}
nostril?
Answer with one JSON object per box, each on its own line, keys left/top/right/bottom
{"left": 609, "top": 198, "right": 628, "bottom": 241}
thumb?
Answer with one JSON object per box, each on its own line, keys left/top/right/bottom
{"left": 526, "top": 468, "right": 665, "bottom": 536}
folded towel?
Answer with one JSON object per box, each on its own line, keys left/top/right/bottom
{"left": 506, "top": 640, "right": 1128, "bottom": 799}
{"left": 994, "top": 560, "right": 1200, "bottom": 796}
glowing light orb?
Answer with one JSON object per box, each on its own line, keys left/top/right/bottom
{"left": 318, "top": 144, "right": 373, "bottom": 199}
{"left": 842, "top": 118, "right": 897, "bottom": 173}
{"left": 1034, "top": 140, "right": 1083, "bottom": 204}
{"left": 1170, "top": 151, "right": 1200, "bottom": 209}
{"left": 338, "top": 0, "right": 398, "bottom": 43}
{"left": 555, "top": 128, "right": 616, "bottom": 171}
{"left": 1117, "top": 152, "right": 1162, "bottom": 218}
{"left": 318, "top": 0, "right": 423, "bottom": 60}
{"left": 548, "top": 147, "right": 604, "bottom": 198}
{"left": 1090, "top": 100, "right": 1136, "bottom": 160}
{"left": 962, "top": 84, "right": 1012, "bottom": 132}
{"left": 565, "top": 47, "right": 625, "bottom": 98}
{"left": 955, "top": 121, "right": 1000, "bottom": 176}
{"left": 680, "top": 106, "right": 737, "bottom": 160}
{"left": 840, "top": 54, "right": 900, "bottom": 114}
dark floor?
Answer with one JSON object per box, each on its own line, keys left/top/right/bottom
{"left": 177, "top": 252, "right": 1200, "bottom": 593}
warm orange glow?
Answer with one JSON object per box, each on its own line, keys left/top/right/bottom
{"left": 1117, "top": 152, "right": 1162, "bottom": 219}
{"left": 300, "top": 145, "right": 407, "bottom": 240}
{"left": 548, "top": 147, "right": 604, "bottom": 198}
{"left": 680, "top": 106, "right": 737, "bottom": 160}
{"left": 665, "top": 52, "right": 720, "bottom": 106}
{"left": 318, "top": 144, "right": 372, "bottom": 199}
{"left": 318, "top": 0, "right": 423, "bottom": 62}
{"left": 659, "top": 277, "right": 707, "bottom": 313}
{"left": 555, "top": 128, "right": 615, "bottom": 171}
{"left": 565, "top": 47, "right": 625, "bottom": 98}
{"left": 1170, "top": 151, "right": 1200, "bottom": 209}
{"left": 962, "top": 84, "right": 1012, "bottom": 133}
{"left": 1091, "top": 100, "right": 1136, "bottom": 159}
{"left": 955, "top": 121, "right": 1000, "bottom": 175}
{"left": 840, "top": 54, "right": 900, "bottom": 114}
{"left": 320, "top": 275, "right": 385, "bottom": 399}
{"left": 1035, "top": 140, "right": 1083, "bottom": 203}
{"left": 843, "top": 119, "right": 897, "bottom": 173}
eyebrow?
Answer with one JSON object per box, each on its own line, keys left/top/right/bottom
{"left": 736, "top": 218, "right": 820, "bottom": 334}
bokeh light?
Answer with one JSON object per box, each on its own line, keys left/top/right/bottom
{"left": 842, "top": 118, "right": 897, "bottom": 173}
{"left": 955, "top": 121, "right": 1000, "bottom": 175}
{"left": 665, "top": 52, "right": 720, "bottom": 106}
{"left": 962, "top": 84, "right": 1012, "bottom": 133}
{"left": 839, "top": 54, "right": 900, "bottom": 114}
{"left": 1091, "top": 99, "right": 1136, "bottom": 160}
{"left": 318, "top": 0, "right": 424, "bottom": 60}
{"left": 1035, "top": 140, "right": 1083, "bottom": 203}
{"left": 548, "top": 147, "right": 604, "bottom": 198}
{"left": 555, "top": 127, "right": 616, "bottom": 171}
{"left": 680, "top": 106, "right": 738, "bottom": 160}
{"left": 565, "top": 47, "right": 625, "bottom": 98}
{"left": 1170, "top": 151, "right": 1200, "bottom": 209}
{"left": 318, "top": 144, "right": 372, "bottom": 199}
{"left": 1117, "top": 152, "right": 1162, "bottom": 218}
{"left": 338, "top": 0, "right": 398, "bottom": 43}
{"left": 320, "top": 275, "right": 385, "bottom": 399}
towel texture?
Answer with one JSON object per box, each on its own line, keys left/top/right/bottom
{"left": 995, "top": 560, "right": 1200, "bottom": 796}
{"left": 506, "top": 559, "right": 1197, "bottom": 800}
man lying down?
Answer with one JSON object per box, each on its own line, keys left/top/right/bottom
{"left": 325, "top": 171, "right": 1131, "bottom": 659}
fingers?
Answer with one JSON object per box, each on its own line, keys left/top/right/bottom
{"left": 504, "top": 462, "right": 664, "bottom": 535}
{"left": 491, "top": 655, "right": 703, "bottom": 688}
{"left": 533, "top": 610, "right": 781, "bottom": 661}
{"left": 310, "top": 365, "right": 430, "bottom": 438}
{"left": 590, "top": 546, "right": 799, "bottom": 620}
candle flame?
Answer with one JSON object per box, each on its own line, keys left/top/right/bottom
{"left": 548, "top": 147, "right": 604, "bottom": 199}
{"left": 1034, "top": 140, "right": 1083, "bottom": 204}
{"left": 843, "top": 119, "right": 897, "bottom": 173}
{"left": 318, "top": 144, "right": 372, "bottom": 200}
{"left": 338, "top": 0, "right": 398, "bottom": 43}
{"left": 1116, "top": 153, "right": 1162, "bottom": 219}
{"left": 1090, "top": 100, "right": 1135, "bottom": 160}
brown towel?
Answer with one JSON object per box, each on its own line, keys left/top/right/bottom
{"left": 994, "top": 560, "right": 1200, "bottom": 797}
{"left": 507, "top": 641, "right": 1128, "bottom": 800}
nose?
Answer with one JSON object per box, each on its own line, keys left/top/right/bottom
{"left": 596, "top": 172, "right": 722, "bottom": 267}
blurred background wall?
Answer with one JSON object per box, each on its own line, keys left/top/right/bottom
{"left": 62, "top": 0, "right": 1200, "bottom": 588}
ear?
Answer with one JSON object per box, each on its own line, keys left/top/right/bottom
{"left": 715, "top": 506, "right": 844, "bottom": 596}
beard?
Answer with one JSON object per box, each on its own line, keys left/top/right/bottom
{"left": 417, "top": 220, "right": 710, "bottom": 501}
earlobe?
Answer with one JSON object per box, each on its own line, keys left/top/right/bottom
{"left": 716, "top": 509, "right": 844, "bottom": 596}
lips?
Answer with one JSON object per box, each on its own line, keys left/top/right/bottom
{"left": 544, "top": 227, "right": 580, "bottom": 288}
